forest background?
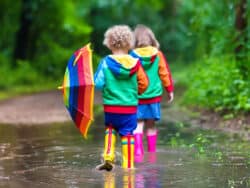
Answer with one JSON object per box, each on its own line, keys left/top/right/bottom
{"left": 0, "top": 0, "right": 249, "bottom": 120}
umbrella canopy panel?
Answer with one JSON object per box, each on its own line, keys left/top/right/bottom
{"left": 62, "top": 44, "right": 94, "bottom": 139}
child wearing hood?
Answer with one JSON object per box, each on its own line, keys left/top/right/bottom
{"left": 94, "top": 25, "right": 148, "bottom": 171}
{"left": 130, "top": 24, "right": 174, "bottom": 161}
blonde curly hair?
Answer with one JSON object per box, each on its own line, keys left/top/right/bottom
{"left": 103, "top": 25, "right": 134, "bottom": 50}
{"left": 134, "top": 24, "right": 160, "bottom": 49}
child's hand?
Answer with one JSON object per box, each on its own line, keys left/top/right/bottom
{"left": 167, "top": 92, "right": 174, "bottom": 103}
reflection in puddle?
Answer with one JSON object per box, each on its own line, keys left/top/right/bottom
{"left": 0, "top": 123, "right": 249, "bottom": 188}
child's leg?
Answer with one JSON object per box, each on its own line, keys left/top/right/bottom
{"left": 145, "top": 119, "right": 158, "bottom": 152}
{"left": 121, "top": 135, "right": 135, "bottom": 169}
{"left": 96, "top": 126, "right": 116, "bottom": 171}
{"left": 133, "top": 120, "right": 144, "bottom": 134}
{"left": 133, "top": 120, "right": 144, "bottom": 158}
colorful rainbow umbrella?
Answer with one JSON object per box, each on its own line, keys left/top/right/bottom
{"left": 60, "top": 43, "right": 94, "bottom": 139}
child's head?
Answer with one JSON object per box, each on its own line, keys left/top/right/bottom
{"left": 133, "top": 24, "right": 159, "bottom": 49}
{"left": 103, "top": 25, "right": 134, "bottom": 52}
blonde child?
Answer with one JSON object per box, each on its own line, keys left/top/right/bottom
{"left": 130, "top": 24, "right": 174, "bottom": 160}
{"left": 94, "top": 25, "right": 148, "bottom": 170}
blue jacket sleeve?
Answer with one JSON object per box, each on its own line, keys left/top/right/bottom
{"left": 94, "top": 59, "right": 106, "bottom": 90}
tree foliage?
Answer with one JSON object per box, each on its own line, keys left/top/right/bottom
{"left": 179, "top": 0, "right": 250, "bottom": 113}
{"left": 1, "top": 0, "right": 92, "bottom": 76}
{"left": 0, "top": 0, "right": 249, "bottom": 113}
{"left": 184, "top": 56, "right": 250, "bottom": 113}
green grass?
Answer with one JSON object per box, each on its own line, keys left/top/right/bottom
{"left": 0, "top": 81, "right": 60, "bottom": 100}
{"left": 0, "top": 61, "right": 62, "bottom": 100}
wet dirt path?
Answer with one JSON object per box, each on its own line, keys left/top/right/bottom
{"left": 0, "top": 90, "right": 71, "bottom": 125}
{"left": 0, "top": 90, "right": 249, "bottom": 140}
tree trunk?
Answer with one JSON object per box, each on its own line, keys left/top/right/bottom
{"left": 13, "top": 0, "right": 33, "bottom": 63}
{"left": 235, "top": 0, "right": 248, "bottom": 77}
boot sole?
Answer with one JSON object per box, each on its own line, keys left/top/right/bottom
{"left": 96, "top": 161, "right": 114, "bottom": 171}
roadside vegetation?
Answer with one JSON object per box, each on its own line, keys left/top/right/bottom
{"left": 0, "top": 0, "right": 249, "bottom": 119}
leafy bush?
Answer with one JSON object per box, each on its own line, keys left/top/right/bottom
{"left": 0, "top": 59, "right": 57, "bottom": 99}
{"left": 183, "top": 56, "right": 250, "bottom": 113}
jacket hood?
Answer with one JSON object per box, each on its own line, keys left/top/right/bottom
{"left": 130, "top": 46, "right": 158, "bottom": 68}
{"left": 105, "top": 55, "right": 140, "bottom": 79}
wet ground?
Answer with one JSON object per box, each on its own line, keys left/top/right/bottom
{"left": 0, "top": 90, "right": 71, "bottom": 125}
{"left": 0, "top": 90, "right": 249, "bottom": 187}
{"left": 0, "top": 120, "right": 249, "bottom": 188}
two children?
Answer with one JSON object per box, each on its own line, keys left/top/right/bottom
{"left": 94, "top": 24, "right": 174, "bottom": 170}
{"left": 94, "top": 25, "right": 148, "bottom": 171}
